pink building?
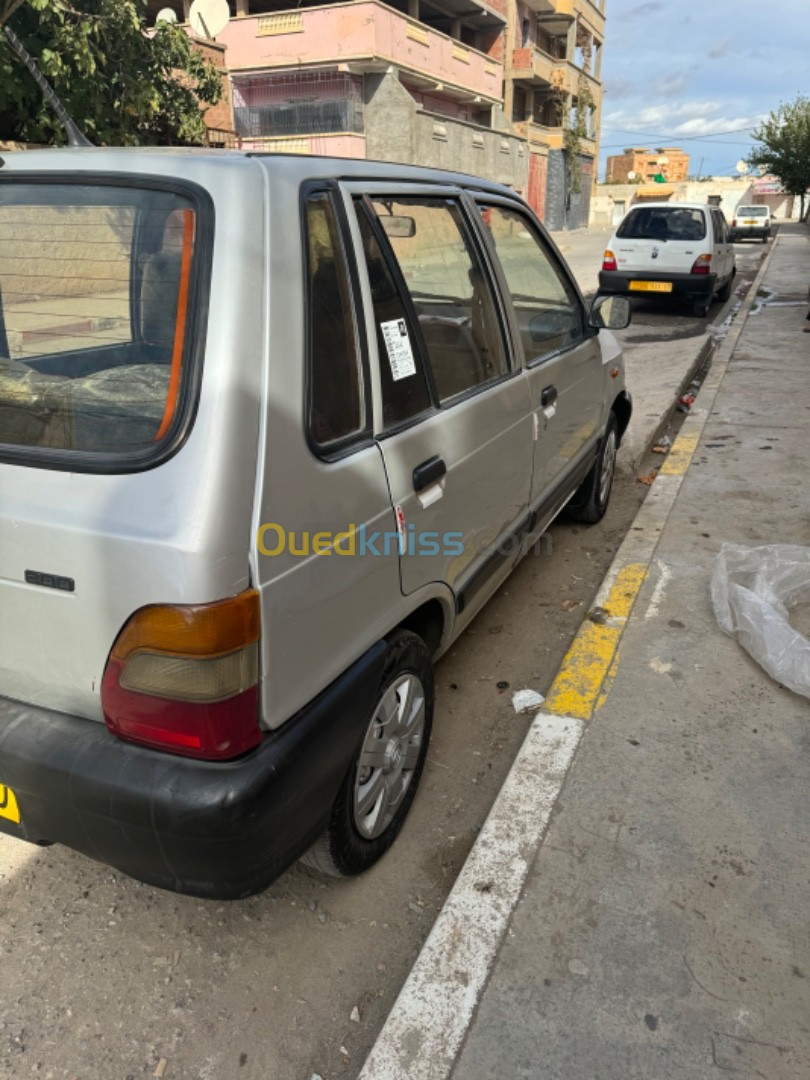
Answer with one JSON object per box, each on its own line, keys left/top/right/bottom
{"left": 147, "top": 0, "right": 606, "bottom": 228}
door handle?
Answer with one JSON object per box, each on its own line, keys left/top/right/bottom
{"left": 540, "top": 385, "right": 557, "bottom": 408}
{"left": 413, "top": 455, "right": 446, "bottom": 492}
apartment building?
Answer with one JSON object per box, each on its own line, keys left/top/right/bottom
{"left": 506, "top": 0, "right": 604, "bottom": 228}
{"left": 147, "top": 0, "right": 604, "bottom": 229}
{"left": 605, "top": 146, "right": 690, "bottom": 184}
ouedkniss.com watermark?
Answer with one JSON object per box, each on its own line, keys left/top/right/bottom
{"left": 256, "top": 522, "right": 553, "bottom": 559}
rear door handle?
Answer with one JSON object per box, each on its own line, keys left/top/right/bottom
{"left": 540, "top": 385, "right": 557, "bottom": 408}
{"left": 413, "top": 455, "right": 446, "bottom": 492}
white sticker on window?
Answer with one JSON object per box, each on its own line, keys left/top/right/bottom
{"left": 380, "top": 319, "right": 417, "bottom": 382}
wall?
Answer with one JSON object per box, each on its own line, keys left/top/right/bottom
{"left": 545, "top": 149, "right": 593, "bottom": 230}
{"left": 364, "top": 71, "right": 528, "bottom": 192}
{"left": 590, "top": 178, "right": 800, "bottom": 227}
{"left": 189, "top": 40, "right": 236, "bottom": 143}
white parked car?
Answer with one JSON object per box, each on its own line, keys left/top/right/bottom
{"left": 731, "top": 204, "right": 771, "bottom": 243}
{"left": 599, "top": 202, "right": 736, "bottom": 317}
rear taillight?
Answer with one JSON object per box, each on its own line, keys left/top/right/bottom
{"left": 691, "top": 254, "right": 712, "bottom": 275}
{"left": 732, "top": 219, "right": 737, "bottom": 228}
{"left": 602, "top": 249, "right": 617, "bottom": 272}
{"left": 101, "top": 589, "right": 261, "bottom": 760}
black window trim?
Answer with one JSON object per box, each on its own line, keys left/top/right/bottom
{"left": 300, "top": 179, "right": 373, "bottom": 462}
{"left": 469, "top": 193, "right": 594, "bottom": 368}
{"left": 358, "top": 191, "right": 520, "bottom": 429}
{"left": 0, "top": 170, "right": 214, "bottom": 475}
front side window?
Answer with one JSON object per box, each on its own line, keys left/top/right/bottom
{"left": 0, "top": 182, "right": 204, "bottom": 465}
{"left": 305, "top": 192, "right": 364, "bottom": 450}
{"left": 369, "top": 197, "right": 508, "bottom": 405}
{"left": 478, "top": 203, "right": 583, "bottom": 362}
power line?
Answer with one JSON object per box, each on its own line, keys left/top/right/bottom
{"left": 600, "top": 124, "right": 759, "bottom": 142}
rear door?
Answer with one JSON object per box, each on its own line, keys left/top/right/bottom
{"left": 472, "top": 198, "right": 603, "bottom": 514}
{"left": 711, "top": 209, "right": 734, "bottom": 279}
{"left": 344, "top": 185, "right": 534, "bottom": 607}
{"left": 614, "top": 205, "right": 708, "bottom": 275}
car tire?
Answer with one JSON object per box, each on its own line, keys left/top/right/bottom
{"left": 717, "top": 271, "right": 735, "bottom": 302}
{"left": 568, "top": 412, "right": 618, "bottom": 525}
{"left": 300, "top": 630, "right": 434, "bottom": 877}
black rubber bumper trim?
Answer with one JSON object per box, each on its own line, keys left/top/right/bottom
{"left": 0, "top": 640, "right": 387, "bottom": 900}
{"left": 598, "top": 270, "right": 716, "bottom": 296}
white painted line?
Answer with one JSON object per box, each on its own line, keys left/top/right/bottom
{"left": 644, "top": 559, "right": 672, "bottom": 620}
{"left": 357, "top": 712, "right": 583, "bottom": 1080}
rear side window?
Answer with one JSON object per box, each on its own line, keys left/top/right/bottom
{"left": 355, "top": 203, "right": 432, "bottom": 429}
{"left": 0, "top": 182, "right": 205, "bottom": 467}
{"left": 304, "top": 192, "right": 365, "bottom": 451}
{"left": 369, "top": 197, "right": 508, "bottom": 405}
{"left": 617, "top": 207, "right": 706, "bottom": 242}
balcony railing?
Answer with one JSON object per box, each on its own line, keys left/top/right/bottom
{"left": 513, "top": 120, "right": 596, "bottom": 156}
{"left": 217, "top": 1, "right": 504, "bottom": 104}
{"left": 512, "top": 49, "right": 601, "bottom": 97}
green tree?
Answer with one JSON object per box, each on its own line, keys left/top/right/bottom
{"left": 0, "top": 0, "right": 222, "bottom": 146}
{"left": 747, "top": 95, "right": 810, "bottom": 220}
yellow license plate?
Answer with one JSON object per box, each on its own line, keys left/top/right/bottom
{"left": 744, "top": 219, "right": 757, "bottom": 225}
{"left": 0, "top": 784, "right": 21, "bottom": 825}
{"left": 629, "top": 280, "right": 673, "bottom": 293}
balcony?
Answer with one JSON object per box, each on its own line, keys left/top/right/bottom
{"left": 512, "top": 51, "right": 601, "bottom": 99}
{"left": 511, "top": 46, "right": 566, "bottom": 89}
{"left": 216, "top": 2, "right": 505, "bottom": 105}
{"left": 514, "top": 120, "right": 596, "bottom": 157}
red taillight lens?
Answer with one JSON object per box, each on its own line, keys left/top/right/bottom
{"left": 101, "top": 590, "right": 262, "bottom": 760}
{"left": 691, "top": 254, "right": 712, "bottom": 275}
{"left": 602, "top": 249, "right": 617, "bottom": 272}
{"left": 732, "top": 219, "right": 737, "bottom": 227}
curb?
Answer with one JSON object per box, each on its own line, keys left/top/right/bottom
{"left": 356, "top": 233, "right": 782, "bottom": 1080}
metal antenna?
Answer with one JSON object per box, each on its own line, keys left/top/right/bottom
{"left": 2, "top": 23, "right": 93, "bottom": 147}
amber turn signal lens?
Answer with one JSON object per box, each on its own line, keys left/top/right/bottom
{"left": 111, "top": 589, "right": 260, "bottom": 662}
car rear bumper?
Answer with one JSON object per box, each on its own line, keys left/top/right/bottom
{"left": 599, "top": 270, "right": 716, "bottom": 297}
{"left": 731, "top": 226, "right": 769, "bottom": 240}
{"left": 0, "top": 640, "right": 386, "bottom": 899}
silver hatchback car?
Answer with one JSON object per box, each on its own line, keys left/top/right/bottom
{"left": 0, "top": 149, "right": 631, "bottom": 897}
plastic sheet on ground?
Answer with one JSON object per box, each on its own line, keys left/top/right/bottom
{"left": 711, "top": 543, "right": 810, "bottom": 699}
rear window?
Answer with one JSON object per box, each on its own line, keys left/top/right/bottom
{"left": 737, "top": 206, "right": 768, "bottom": 217}
{"left": 0, "top": 181, "right": 207, "bottom": 469}
{"left": 617, "top": 207, "right": 707, "bottom": 242}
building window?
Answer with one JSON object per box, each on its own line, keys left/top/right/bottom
{"left": 232, "top": 70, "right": 364, "bottom": 138}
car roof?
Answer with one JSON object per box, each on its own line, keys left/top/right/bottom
{"left": 625, "top": 202, "right": 710, "bottom": 211}
{"left": 0, "top": 146, "right": 521, "bottom": 199}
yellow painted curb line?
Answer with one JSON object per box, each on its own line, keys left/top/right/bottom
{"left": 659, "top": 429, "right": 700, "bottom": 476}
{"left": 544, "top": 562, "right": 648, "bottom": 721}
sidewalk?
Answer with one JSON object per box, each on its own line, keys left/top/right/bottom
{"left": 361, "top": 224, "right": 810, "bottom": 1080}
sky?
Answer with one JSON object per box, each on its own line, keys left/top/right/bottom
{"left": 599, "top": 0, "right": 807, "bottom": 180}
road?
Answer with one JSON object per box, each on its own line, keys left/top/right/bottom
{"left": 0, "top": 231, "right": 769, "bottom": 1080}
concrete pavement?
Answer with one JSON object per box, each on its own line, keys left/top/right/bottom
{"left": 361, "top": 224, "right": 810, "bottom": 1080}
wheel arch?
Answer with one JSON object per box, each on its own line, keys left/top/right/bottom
{"left": 611, "top": 391, "right": 632, "bottom": 445}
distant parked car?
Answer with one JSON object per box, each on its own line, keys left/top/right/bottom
{"left": 599, "top": 202, "right": 736, "bottom": 318}
{"left": 730, "top": 205, "right": 771, "bottom": 243}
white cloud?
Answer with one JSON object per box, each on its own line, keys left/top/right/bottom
{"left": 669, "top": 114, "right": 767, "bottom": 136}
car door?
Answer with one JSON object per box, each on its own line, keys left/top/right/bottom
{"left": 712, "top": 209, "right": 733, "bottom": 281}
{"left": 343, "top": 184, "right": 534, "bottom": 611}
{"left": 472, "top": 197, "right": 603, "bottom": 520}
